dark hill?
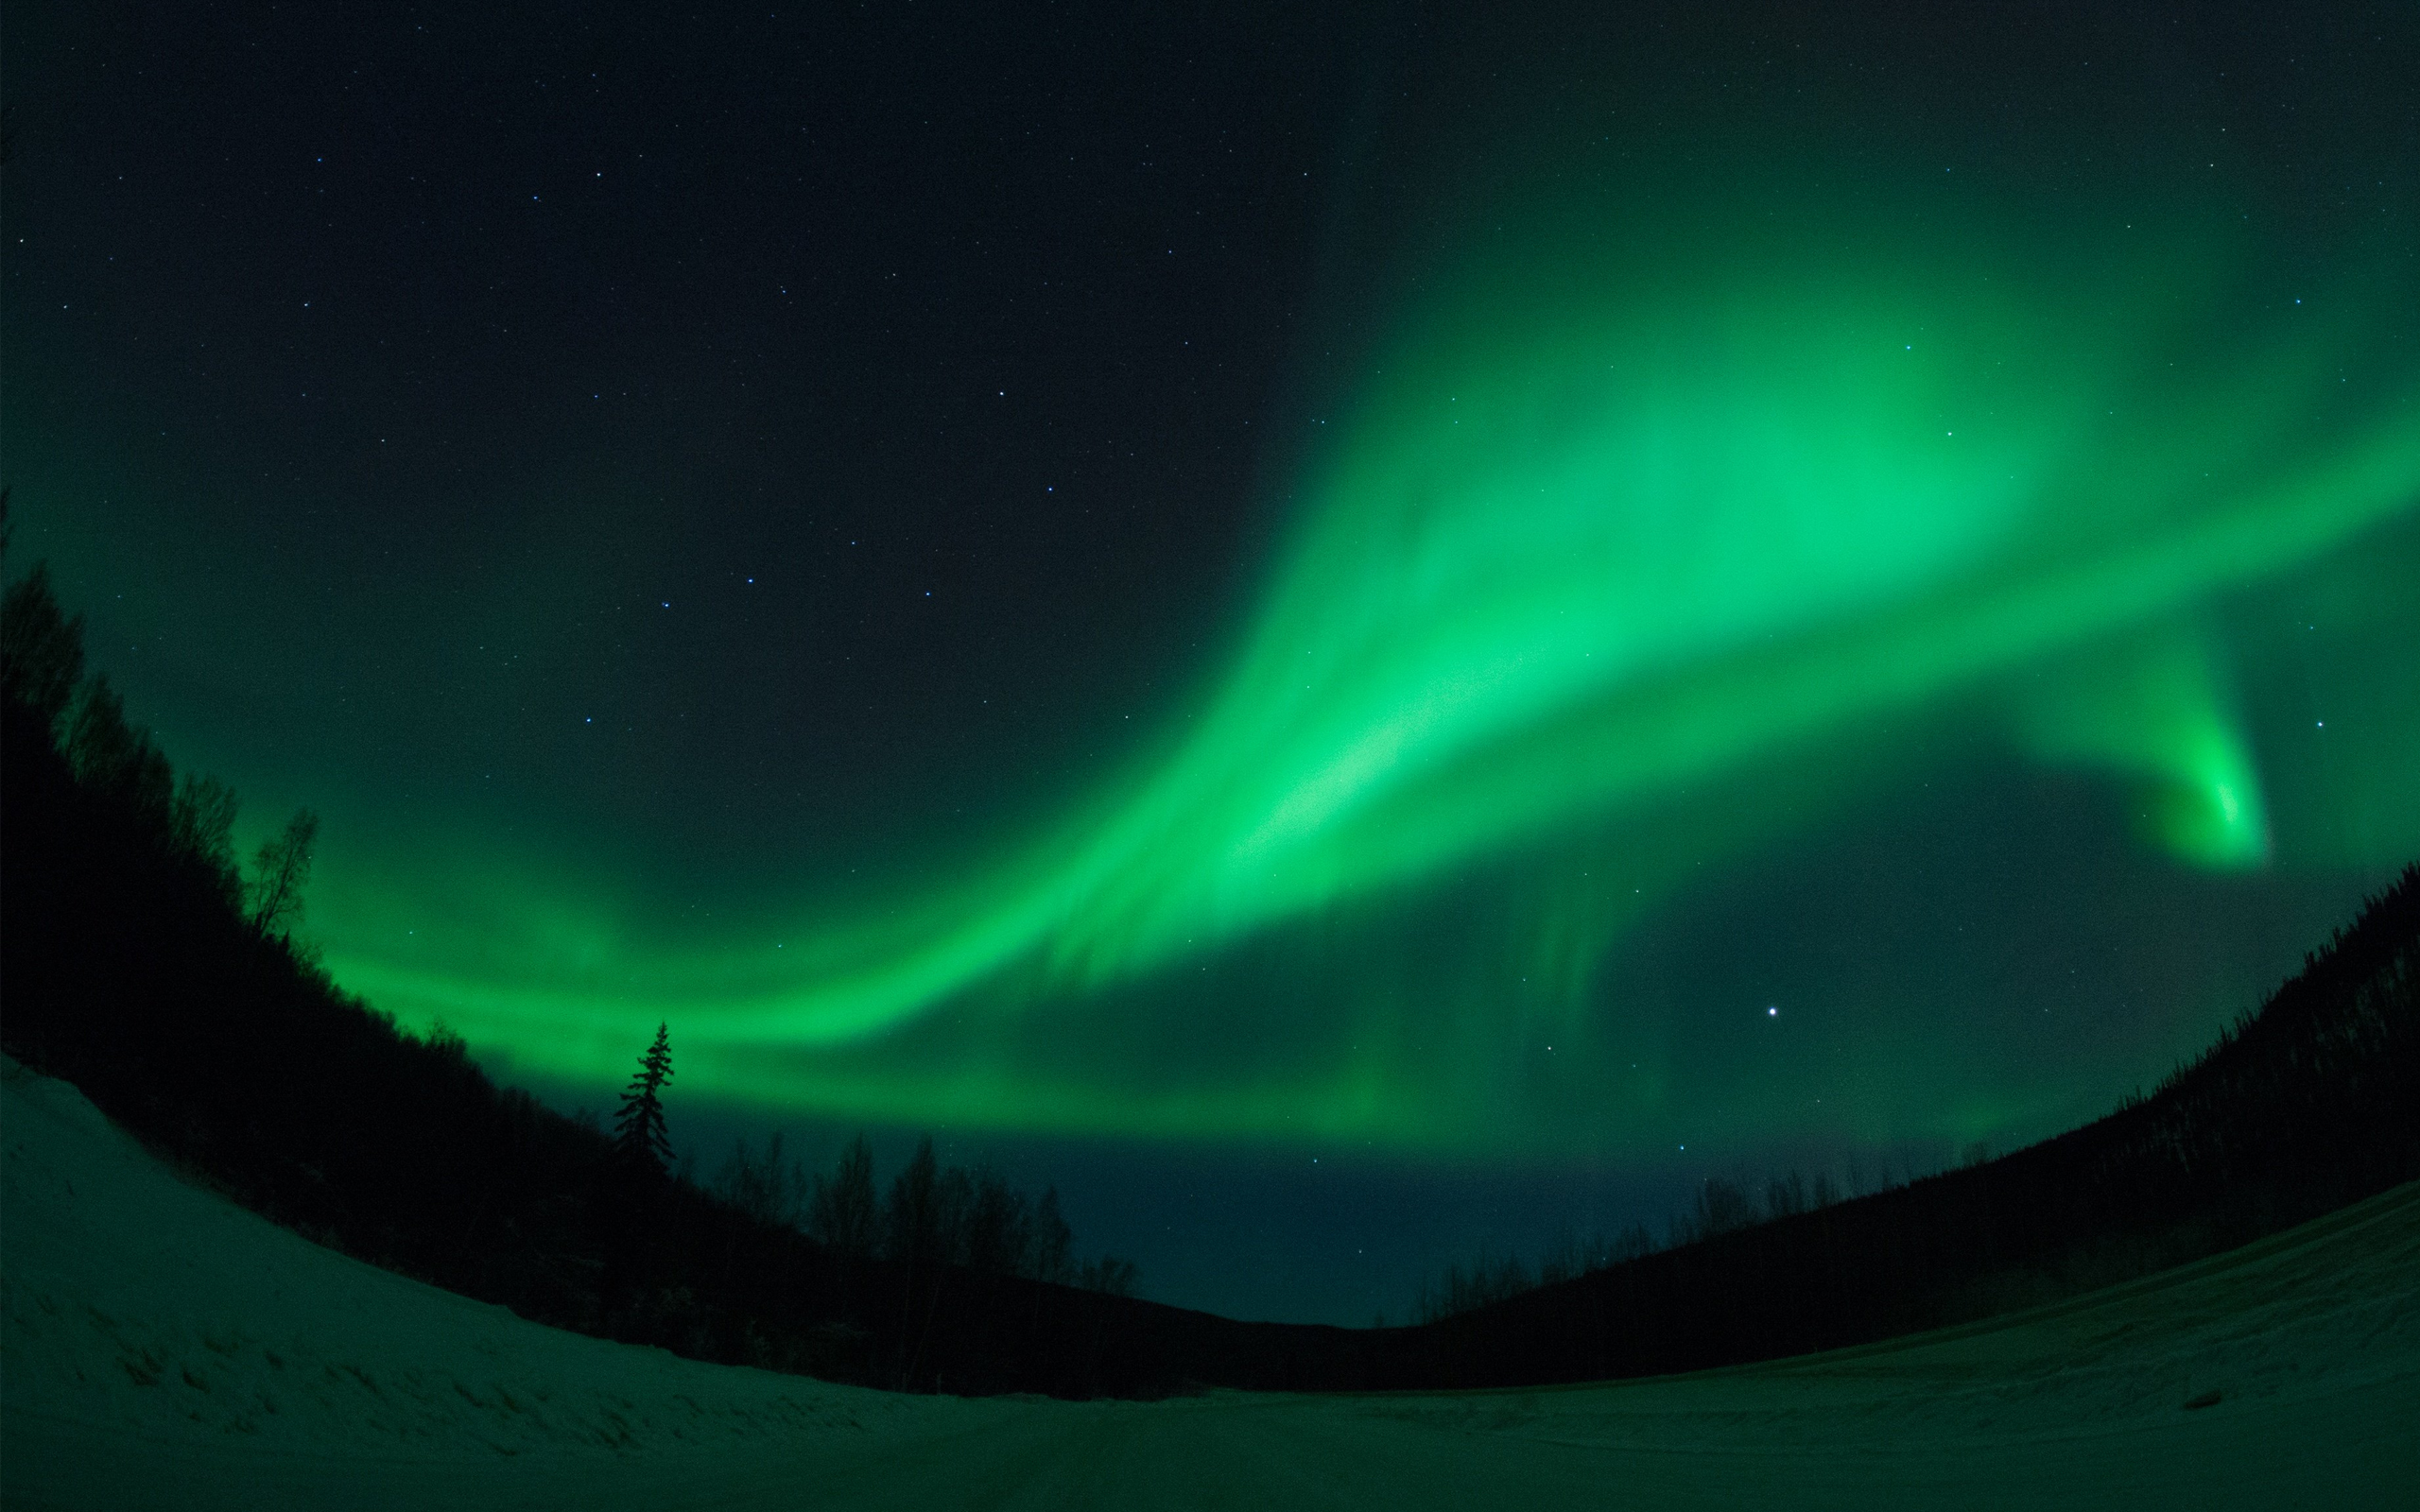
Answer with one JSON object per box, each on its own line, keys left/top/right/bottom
{"left": 4, "top": 684, "right": 2413, "bottom": 1395}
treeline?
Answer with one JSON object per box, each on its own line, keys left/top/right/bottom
{"left": 4, "top": 519, "right": 1206, "bottom": 1396}
{"left": 5, "top": 507, "right": 2414, "bottom": 1395}
{"left": 0, "top": 514, "right": 321, "bottom": 943}
{"left": 1385, "top": 862, "right": 2418, "bottom": 1383}
{"left": 1418, "top": 1225, "right": 1659, "bottom": 1326}
{"left": 1418, "top": 1157, "right": 1976, "bottom": 1324}
{"left": 710, "top": 1130, "right": 1139, "bottom": 1297}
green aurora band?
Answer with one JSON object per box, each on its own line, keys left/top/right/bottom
{"left": 323, "top": 173, "right": 2420, "bottom": 1150}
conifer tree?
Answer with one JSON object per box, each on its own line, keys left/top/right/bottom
{"left": 614, "top": 1022, "right": 676, "bottom": 1178}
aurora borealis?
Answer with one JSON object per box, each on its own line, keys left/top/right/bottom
{"left": 326, "top": 168, "right": 2417, "bottom": 1122}
{"left": 5, "top": 4, "right": 2414, "bottom": 1319}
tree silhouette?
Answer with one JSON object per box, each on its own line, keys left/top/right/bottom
{"left": 807, "top": 1134, "right": 879, "bottom": 1258}
{"left": 169, "top": 773, "right": 243, "bottom": 905}
{"left": 1029, "top": 1186, "right": 1075, "bottom": 1283}
{"left": 714, "top": 1131, "right": 803, "bottom": 1228}
{"left": 1, "top": 562, "right": 87, "bottom": 737}
{"left": 883, "top": 1134, "right": 945, "bottom": 1268}
{"left": 60, "top": 675, "right": 173, "bottom": 828}
{"left": 961, "top": 1166, "right": 1034, "bottom": 1277}
{"left": 1687, "top": 1176, "right": 1757, "bottom": 1243}
{"left": 246, "top": 807, "right": 320, "bottom": 936}
{"left": 1077, "top": 1256, "right": 1140, "bottom": 1297}
{"left": 614, "top": 1022, "right": 676, "bottom": 1179}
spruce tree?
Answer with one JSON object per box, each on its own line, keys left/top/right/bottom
{"left": 614, "top": 1022, "right": 676, "bottom": 1178}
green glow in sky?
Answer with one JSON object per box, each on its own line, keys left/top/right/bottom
{"left": 323, "top": 176, "right": 2419, "bottom": 1150}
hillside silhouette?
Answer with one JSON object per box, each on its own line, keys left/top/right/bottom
{"left": 4, "top": 537, "right": 2414, "bottom": 1396}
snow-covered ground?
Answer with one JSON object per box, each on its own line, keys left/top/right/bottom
{"left": 5, "top": 1055, "right": 2414, "bottom": 1510}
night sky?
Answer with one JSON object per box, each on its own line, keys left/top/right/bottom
{"left": 6, "top": 3, "right": 2415, "bottom": 1324}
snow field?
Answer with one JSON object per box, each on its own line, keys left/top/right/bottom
{"left": 5, "top": 1055, "right": 2415, "bottom": 1509}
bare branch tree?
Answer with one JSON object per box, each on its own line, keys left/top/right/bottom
{"left": 247, "top": 808, "right": 320, "bottom": 936}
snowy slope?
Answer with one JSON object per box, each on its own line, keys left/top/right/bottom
{"left": 5, "top": 1054, "right": 2414, "bottom": 1510}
